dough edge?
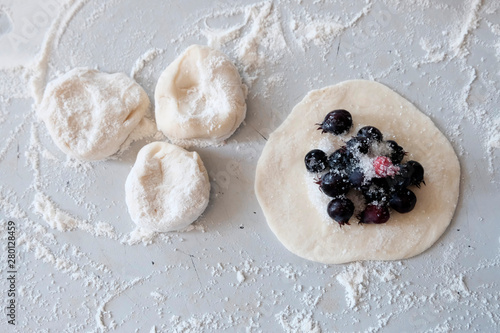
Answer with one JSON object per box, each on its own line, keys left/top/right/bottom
{"left": 255, "top": 80, "right": 461, "bottom": 264}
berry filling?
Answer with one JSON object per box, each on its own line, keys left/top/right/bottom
{"left": 304, "top": 109, "right": 425, "bottom": 227}
{"left": 305, "top": 149, "right": 328, "bottom": 173}
{"left": 317, "top": 110, "right": 353, "bottom": 135}
{"left": 373, "top": 156, "right": 399, "bottom": 177}
{"left": 327, "top": 197, "right": 355, "bottom": 226}
{"left": 358, "top": 204, "right": 390, "bottom": 224}
{"left": 316, "top": 172, "right": 350, "bottom": 198}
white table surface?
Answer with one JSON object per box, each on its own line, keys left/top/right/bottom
{"left": 0, "top": 0, "right": 499, "bottom": 332}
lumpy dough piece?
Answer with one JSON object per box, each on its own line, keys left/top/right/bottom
{"left": 255, "top": 80, "right": 460, "bottom": 264}
{"left": 125, "top": 142, "right": 210, "bottom": 232}
{"left": 37, "top": 68, "right": 149, "bottom": 161}
{"left": 154, "top": 44, "right": 247, "bottom": 147}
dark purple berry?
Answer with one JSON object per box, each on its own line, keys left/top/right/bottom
{"left": 318, "top": 172, "right": 350, "bottom": 197}
{"left": 357, "top": 126, "right": 383, "bottom": 143}
{"left": 407, "top": 160, "right": 425, "bottom": 187}
{"left": 305, "top": 149, "right": 328, "bottom": 173}
{"left": 371, "top": 176, "right": 392, "bottom": 189}
{"left": 327, "top": 197, "right": 355, "bottom": 226}
{"left": 362, "top": 181, "right": 390, "bottom": 205}
{"left": 328, "top": 147, "right": 352, "bottom": 171}
{"left": 346, "top": 137, "right": 369, "bottom": 154}
{"left": 317, "top": 110, "right": 353, "bottom": 135}
{"left": 358, "top": 204, "right": 390, "bottom": 224}
{"left": 386, "top": 140, "right": 405, "bottom": 164}
{"left": 388, "top": 164, "right": 412, "bottom": 190}
{"left": 348, "top": 167, "right": 365, "bottom": 189}
{"left": 389, "top": 188, "right": 417, "bottom": 213}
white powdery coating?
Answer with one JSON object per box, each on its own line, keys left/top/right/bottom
{"left": 117, "top": 117, "right": 160, "bottom": 155}
{"left": 125, "top": 142, "right": 210, "bottom": 232}
{"left": 28, "top": 0, "right": 90, "bottom": 105}
{"left": 201, "top": 1, "right": 288, "bottom": 88}
{"left": 150, "top": 291, "right": 168, "bottom": 302}
{"left": 235, "top": 2, "right": 287, "bottom": 70}
{"left": 440, "top": 274, "right": 470, "bottom": 302}
{"left": 130, "top": 47, "right": 165, "bottom": 79}
{"left": 33, "top": 191, "right": 119, "bottom": 239}
{"left": 37, "top": 67, "right": 150, "bottom": 161}
{"left": 488, "top": 117, "right": 500, "bottom": 149}
{"left": 290, "top": 1, "right": 372, "bottom": 49}
{"left": 275, "top": 306, "right": 322, "bottom": 333}
{"left": 33, "top": 191, "right": 78, "bottom": 231}
{"left": 336, "top": 262, "right": 368, "bottom": 309}
{"left": 448, "top": 0, "right": 482, "bottom": 58}
{"left": 95, "top": 277, "right": 146, "bottom": 331}
{"left": 121, "top": 227, "right": 157, "bottom": 246}
{"left": 417, "top": 38, "right": 446, "bottom": 65}
{"left": 169, "top": 313, "right": 224, "bottom": 332}
{"left": 155, "top": 45, "right": 248, "bottom": 147}
{"left": 236, "top": 270, "right": 245, "bottom": 283}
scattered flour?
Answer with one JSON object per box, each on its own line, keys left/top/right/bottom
{"left": 336, "top": 262, "right": 368, "bottom": 309}
{"left": 416, "top": 38, "right": 446, "bottom": 65}
{"left": 290, "top": 1, "right": 373, "bottom": 50}
{"left": 130, "top": 47, "right": 165, "bottom": 79}
{"left": 33, "top": 191, "right": 118, "bottom": 239}
{"left": 440, "top": 274, "right": 470, "bottom": 302}
{"left": 0, "top": 0, "right": 499, "bottom": 331}
{"left": 202, "top": 1, "right": 287, "bottom": 87}
{"left": 236, "top": 270, "right": 245, "bottom": 283}
{"left": 448, "top": 0, "right": 482, "bottom": 58}
{"left": 488, "top": 117, "right": 500, "bottom": 149}
{"left": 33, "top": 191, "right": 79, "bottom": 231}
{"left": 276, "top": 306, "right": 322, "bottom": 333}
{"left": 27, "top": 0, "right": 90, "bottom": 105}
{"left": 121, "top": 227, "right": 158, "bottom": 246}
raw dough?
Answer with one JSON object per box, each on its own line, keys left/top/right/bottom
{"left": 154, "top": 44, "right": 247, "bottom": 147}
{"left": 125, "top": 141, "right": 210, "bottom": 232}
{"left": 38, "top": 67, "right": 149, "bottom": 161}
{"left": 255, "top": 80, "right": 460, "bottom": 264}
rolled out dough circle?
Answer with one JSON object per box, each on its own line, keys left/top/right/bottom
{"left": 255, "top": 80, "right": 460, "bottom": 264}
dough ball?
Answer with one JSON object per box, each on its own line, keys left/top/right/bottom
{"left": 255, "top": 80, "right": 460, "bottom": 264}
{"left": 125, "top": 141, "right": 210, "bottom": 232}
{"left": 154, "top": 45, "right": 247, "bottom": 147}
{"left": 38, "top": 67, "right": 150, "bottom": 161}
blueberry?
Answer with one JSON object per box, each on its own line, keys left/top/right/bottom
{"left": 317, "top": 110, "right": 353, "bottom": 135}
{"left": 386, "top": 140, "right": 405, "bottom": 164}
{"left": 389, "top": 188, "right": 417, "bottom": 213}
{"left": 328, "top": 147, "right": 352, "bottom": 171}
{"left": 358, "top": 204, "right": 390, "bottom": 224}
{"left": 390, "top": 161, "right": 425, "bottom": 189}
{"left": 348, "top": 167, "right": 365, "bottom": 189}
{"left": 371, "top": 176, "right": 392, "bottom": 189}
{"left": 362, "top": 181, "right": 390, "bottom": 205}
{"left": 406, "top": 160, "right": 425, "bottom": 187}
{"left": 327, "top": 197, "right": 355, "bottom": 226}
{"left": 388, "top": 164, "right": 412, "bottom": 190}
{"left": 357, "top": 126, "right": 383, "bottom": 143}
{"left": 346, "top": 137, "right": 369, "bottom": 154}
{"left": 319, "top": 172, "right": 350, "bottom": 197}
{"left": 305, "top": 149, "right": 328, "bottom": 173}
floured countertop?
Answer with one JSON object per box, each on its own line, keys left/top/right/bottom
{"left": 0, "top": 0, "right": 499, "bottom": 332}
